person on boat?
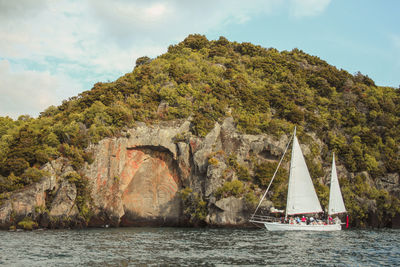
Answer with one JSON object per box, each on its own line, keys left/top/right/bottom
{"left": 295, "top": 217, "right": 300, "bottom": 224}
{"left": 289, "top": 217, "right": 294, "bottom": 224}
{"left": 328, "top": 216, "right": 333, "bottom": 224}
{"left": 301, "top": 216, "right": 306, "bottom": 223}
{"left": 333, "top": 216, "right": 341, "bottom": 225}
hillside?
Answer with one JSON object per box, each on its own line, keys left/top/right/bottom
{"left": 0, "top": 34, "right": 399, "bottom": 228}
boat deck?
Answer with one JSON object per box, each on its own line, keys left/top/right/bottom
{"left": 249, "top": 214, "right": 281, "bottom": 224}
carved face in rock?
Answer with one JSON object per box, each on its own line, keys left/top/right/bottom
{"left": 120, "top": 148, "right": 181, "bottom": 219}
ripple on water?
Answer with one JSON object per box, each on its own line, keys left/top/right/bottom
{"left": 0, "top": 228, "right": 399, "bottom": 266}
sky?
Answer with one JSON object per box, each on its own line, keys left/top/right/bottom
{"left": 0, "top": 0, "right": 399, "bottom": 119}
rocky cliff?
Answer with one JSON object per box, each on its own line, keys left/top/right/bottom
{"left": 1, "top": 117, "right": 399, "bottom": 229}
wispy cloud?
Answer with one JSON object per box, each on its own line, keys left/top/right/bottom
{"left": 289, "top": 0, "right": 331, "bottom": 18}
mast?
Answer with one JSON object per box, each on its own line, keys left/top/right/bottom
{"left": 328, "top": 153, "right": 346, "bottom": 215}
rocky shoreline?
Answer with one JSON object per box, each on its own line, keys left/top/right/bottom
{"left": 1, "top": 118, "right": 399, "bottom": 230}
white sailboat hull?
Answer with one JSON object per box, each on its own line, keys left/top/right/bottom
{"left": 263, "top": 222, "right": 342, "bottom": 231}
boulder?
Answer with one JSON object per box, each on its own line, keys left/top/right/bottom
{"left": 205, "top": 160, "right": 227, "bottom": 197}
{"left": 207, "top": 196, "right": 248, "bottom": 226}
{"left": 49, "top": 180, "right": 78, "bottom": 217}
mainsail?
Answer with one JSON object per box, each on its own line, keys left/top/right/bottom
{"left": 286, "top": 129, "right": 323, "bottom": 216}
{"left": 328, "top": 153, "right": 346, "bottom": 215}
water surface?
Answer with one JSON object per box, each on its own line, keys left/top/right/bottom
{"left": 0, "top": 227, "right": 399, "bottom": 266}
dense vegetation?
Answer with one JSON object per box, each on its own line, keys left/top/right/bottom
{"left": 0, "top": 34, "right": 399, "bottom": 226}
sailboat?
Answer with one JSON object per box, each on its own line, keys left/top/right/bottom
{"left": 250, "top": 128, "right": 347, "bottom": 231}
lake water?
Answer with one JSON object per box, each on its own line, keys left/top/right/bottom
{"left": 0, "top": 227, "right": 399, "bottom": 266}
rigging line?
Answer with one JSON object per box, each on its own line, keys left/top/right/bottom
{"left": 250, "top": 130, "right": 294, "bottom": 220}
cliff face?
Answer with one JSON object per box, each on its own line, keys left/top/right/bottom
{"left": 1, "top": 118, "right": 399, "bottom": 229}
{"left": 81, "top": 117, "right": 283, "bottom": 227}
{"left": 83, "top": 121, "right": 190, "bottom": 226}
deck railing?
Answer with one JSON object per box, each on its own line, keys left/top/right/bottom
{"left": 249, "top": 215, "right": 281, "bottom": 223}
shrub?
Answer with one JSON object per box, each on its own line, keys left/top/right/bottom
{"left": 21, "top": 167, "right": 48, "bottom": 185}
{"left": 182, "top": 34, "right": 209, "bottom": 50}
{"left": 215, "top": 180, "right": 244, "bottom": 199}
{"left": 244, "top": 191, "right": 258, "bottom": 208}
{"left": 237, "top": 165, "right": 251, "bottom": 181}
{"left": 66, "top": 172, "right": 92, "bottom": 222}
{"left": 208, "top": 157, "right": 219, "bottom": 166}
{"left": 254, "top": 161, "right": 287, "bottom": 188}
{"left": 2, "top": 157, "right": 29, "bottom": 176}
{"left": 173, "top": 132, "right": 190, "bottom": 143}
{"left": 0, "top": 173, "right": 23, "bottom": 192}
{"left": 17, "top": 217, "right": 38, "bottom": 230}
{"left": 135, "top": 56, "right": 152, "bottom": 66}
{"left": 225, "top": 154, "right": 251, "bottom": 181}
{"left": 179, "top": 187, "right": 207, "bottom": 224}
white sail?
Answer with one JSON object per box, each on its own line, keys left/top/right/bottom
{"left": 328, "top": 153, "right": 346, "bottom": 215}
{"left": 286, "top": 130, "right": 323, "bottom": 216}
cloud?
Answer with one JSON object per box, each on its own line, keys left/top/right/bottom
{"left": 87, "top": 0, "right": 283, "bottom": 47}
{"left": 289, "top": 0, "right": 331, "bottom": 18}
{"left": 0, "top": 0, "right": 285, "bottom": 76}
{"left": 0, "top": 0, "right": 49, "bottom": 20}
{"left": 0, "top": 0, "right": 331, "bottom": 118}
{"left": 0, "top": 60, "right": 79, "bottom": 119}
